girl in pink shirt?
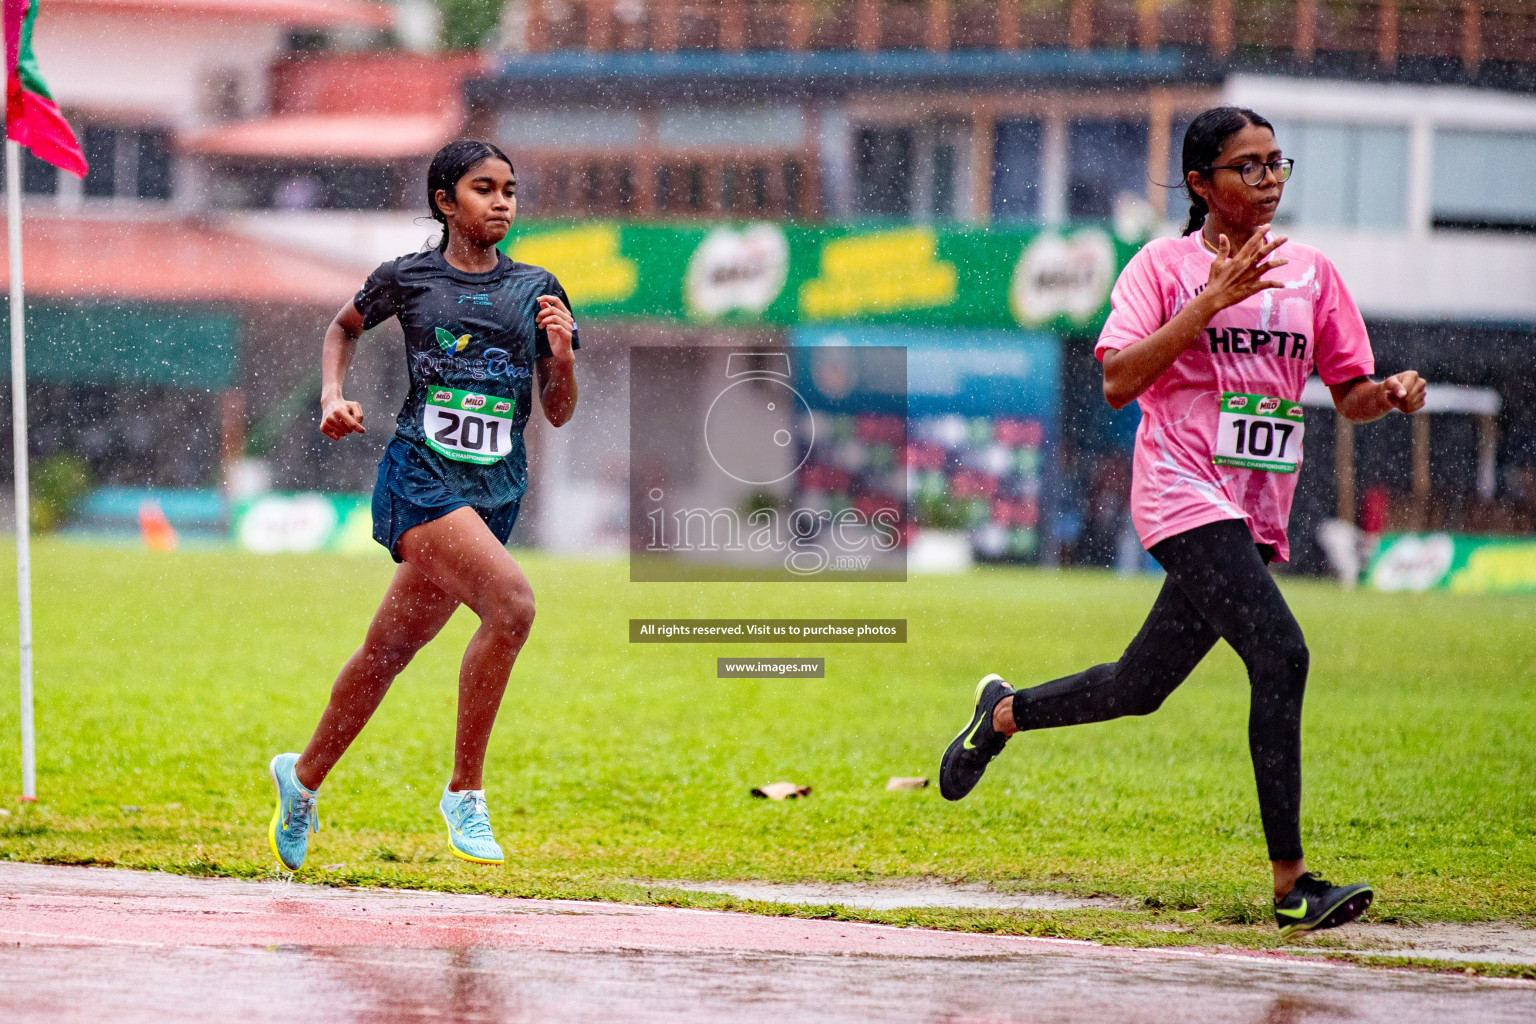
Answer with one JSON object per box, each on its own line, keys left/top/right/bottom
{"left": 940, "top": 107, "right": 1427, "bottom": 940}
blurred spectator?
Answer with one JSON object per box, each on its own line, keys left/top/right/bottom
{"left": 275, "top": 175, "right": 323, "bottom": 211}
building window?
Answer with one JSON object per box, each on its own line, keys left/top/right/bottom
{"left": 1270, "top": 121, "right": 1408, "bottom": 230}
{"left": 784, "top": 159, "right": 807, "bottom": 219}
{"left": 931, "top": 142, "right": 956, "bottom": 220}
{"left": 722, "top": 164, "right": 774, "bottom": 215}
{"left": 323, "top": 165, "right": 392, "bottom": 210}
{"left": 1432, "top": 129, "right": 1536, "bottom": 233}
{"left": 78, "top": 124, "right": 176, "bottom": 203}
{"left": 520, "top": 158, "right": 810, "bottom": 219}
{"left": 584, "top": 163, "right": 604, "bottom": 207}
{"left": 82, "top": 126, "right": 117, "bottom": 198}
{"left": 1066, "top": 119, "right": 1148, "bottom": 220}
{"left": 22, "top": 149, "right": 57, "bottom": 195}
{"left": 136, "top": 131, "right": 173, "bottom": 200}
{"left": 992, "top": 118, "right": 1043, "bottom": 221}
{"left": 206, "top": 162, "right": 396, "bottom": 211}
{"left": 653, "top": 162, "right": 707, "bottom": 213}
{"left": 855, "top": 127, "right": 914, "bottom": 217}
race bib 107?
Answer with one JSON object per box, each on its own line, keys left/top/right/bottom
{"left": 1213, "top": 392, "right": 1304, "bottom": 473}
{"left": 422, "top": 387, "right": 516, "bottom": 465}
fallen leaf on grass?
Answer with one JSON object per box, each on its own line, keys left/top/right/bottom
{"left": 885, "top": 776, "right": 929, "bottom": 790}
{"left": 752, "top": 782, "right": 811, "bottom": 800}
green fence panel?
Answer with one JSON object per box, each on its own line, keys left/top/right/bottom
{"left": 0, "top": 301, "right": 240, "bottom": 389}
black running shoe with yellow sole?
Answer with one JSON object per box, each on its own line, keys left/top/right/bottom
{"left": 1274, "top": 872, "right": 1373, "bottom": 939}
{"left": 939, "top": 674, "right": 1015, "bottom": 801}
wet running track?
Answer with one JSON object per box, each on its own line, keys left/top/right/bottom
{"left": 1, "top": 863, "right": 1532, "bottom": 1023}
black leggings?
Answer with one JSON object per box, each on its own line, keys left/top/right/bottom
{"left": 1013, "top": 518, "right": 1308, "bottom": 862}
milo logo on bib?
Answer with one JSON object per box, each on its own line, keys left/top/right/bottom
{"left": 422, "top": 386, "right": 516, "bottom": 466}
{"left": 1213, "top": 391, "right": 1305, "bottom": 474}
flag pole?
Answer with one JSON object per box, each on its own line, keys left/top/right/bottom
{"left": 6, "top": 138, "right": 35, "bottom": 802}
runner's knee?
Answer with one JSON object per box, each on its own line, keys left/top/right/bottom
{"left": 1268, "top": 616, "right": 1308, "bottom": 679}
{"left": 1248, "top": 622, "right": 1309, "bottom": 702}
{"left": 1274, "top": 630, "right": 1309, "bottom": 695}
{"left": 481, "top": 582, "right": 535, "bottom": 644}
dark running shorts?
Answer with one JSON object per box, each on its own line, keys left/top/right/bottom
{"left": 371, "top": 443, "right": 522, "bottom": 563}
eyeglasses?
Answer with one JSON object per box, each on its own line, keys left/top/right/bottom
{"left": 1205, "top": 158, "right": 1294, "bottom": 187}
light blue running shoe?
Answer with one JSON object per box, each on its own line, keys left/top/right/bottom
{"left": 439, "top": 785, "right": 504, "bottom": 864}
{"left": 267, "top": 753, "right": 318, "bottom": 871}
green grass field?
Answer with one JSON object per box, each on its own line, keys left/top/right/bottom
{"left": 1, "top": 540, "right": 1533, "bottom": 960}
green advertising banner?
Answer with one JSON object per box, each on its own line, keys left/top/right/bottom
{"left": 232, "top": 493, "right": 379, "bottom": 556}
{"left": 503, "top": 221, "right": 1141, "bottom": 333}
{"left": 1367, "top": 533, "right": 1536, "bottom": 594}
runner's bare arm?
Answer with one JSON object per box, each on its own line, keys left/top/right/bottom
{"left": 1328, "top": 371, "right": 1427, "bottom": 424}
{"left": 535, "top": 294, "right": 578, "bottom": 427}
{"left": 320, "top": 301, "right": 367, "bottom": 440}
{"left": 1102, "top": 229, "right": 1289, "bottom": 410}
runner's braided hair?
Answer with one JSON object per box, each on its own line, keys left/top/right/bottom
{"left": 427, "top": 140, "right": 516, "bottom": 253}
{"left": 1180, "top": 107, "right": 1275, "bottom": 236}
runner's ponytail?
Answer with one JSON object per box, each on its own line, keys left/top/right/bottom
{"left": 427, "top": 140, "right": 516, "bottom": 252}
{"left": 1183, "top": 194, "right": 1210, "bottom": 237}
{"left": 1179, "top": 106, "right": 1274, "bottom": 236}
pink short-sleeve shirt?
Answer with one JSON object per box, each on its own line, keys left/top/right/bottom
{"left": 1095, "top": 233, "right": 1374, "bottom": 562}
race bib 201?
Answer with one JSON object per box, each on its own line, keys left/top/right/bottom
{"left": 1214, "top": 392, "right": 1304, "bottom": 473}
{"left": 422, "top": 387, "right": 516, "bottom": 465}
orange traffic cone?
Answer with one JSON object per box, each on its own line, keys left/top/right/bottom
{"left": 138, "top": 500, "right": 178, "bottom": 552}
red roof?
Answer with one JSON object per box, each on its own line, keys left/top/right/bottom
{"left": 181, "top": 112, "right": 461, "bottom": 159}
{"left": 181, "top": 53, "right": 482, "bottom": 160}
{"left": 45, "top": 0, "right": 392, "bottom": 30}
{"left": 272, "top": 53, "right": 484, "bottom": 117}
{"left": 0, "top": 215, "right": 362, "bottom": 305}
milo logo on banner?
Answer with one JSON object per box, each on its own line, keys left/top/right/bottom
{"left": 1010, "top": 229, "right": 1116, "bottom": 328}
{"left": 684, "top": 224, "right": 790, "bottom": 319}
